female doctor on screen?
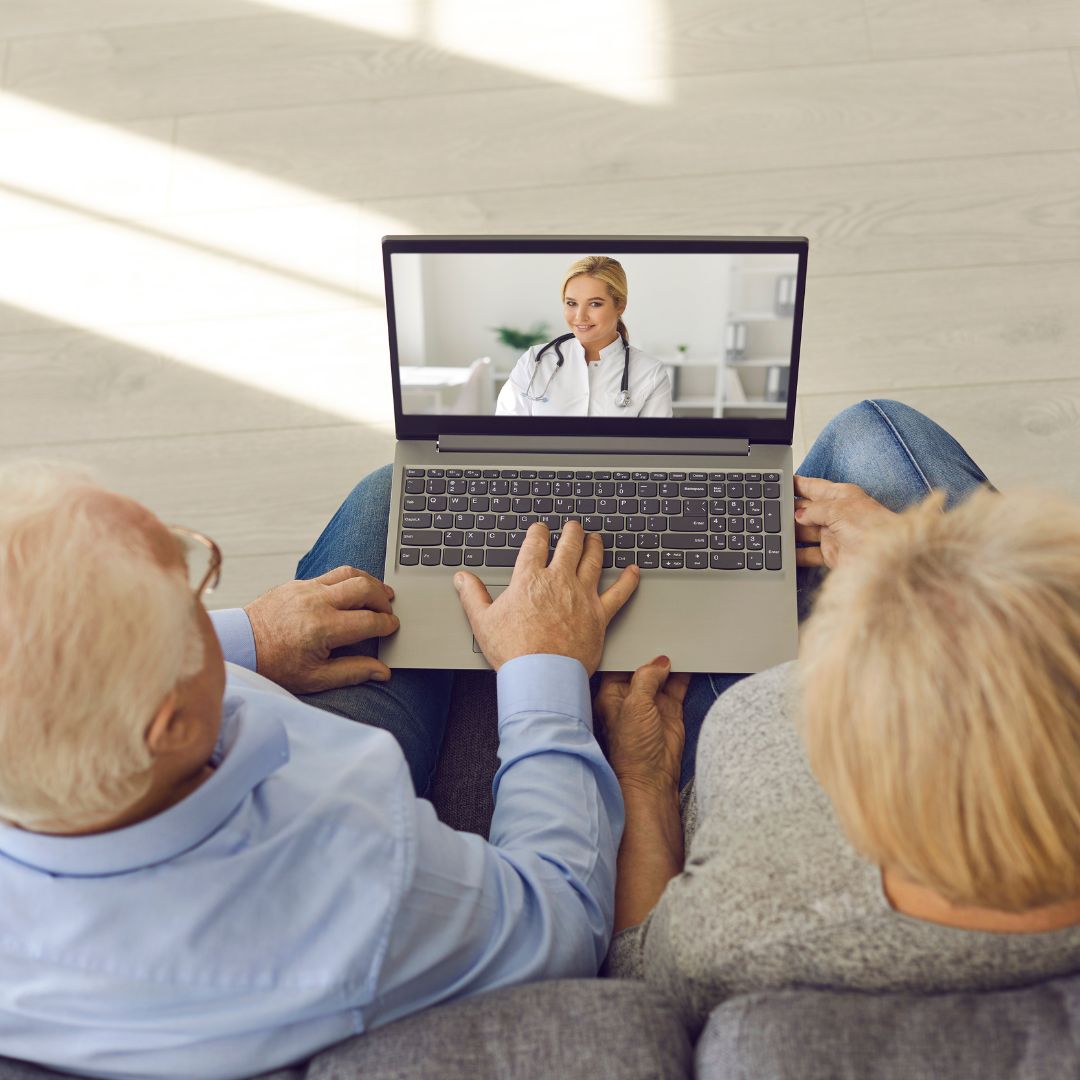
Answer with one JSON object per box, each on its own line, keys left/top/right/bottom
{"left": 495, "top": 256, "right": 673, "bottom": 417}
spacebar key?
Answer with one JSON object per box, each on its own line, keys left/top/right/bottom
{"left": 484, "top": 549, "right": 518, "bottom": 566}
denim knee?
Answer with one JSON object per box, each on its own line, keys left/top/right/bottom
{"left": 817, "top": 398, "right": 930, "bottom": 446}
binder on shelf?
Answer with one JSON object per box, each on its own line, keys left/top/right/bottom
{"left": 725, "top": 321, "right": 747, "bottom": 361}
{"left": 774, "top": 274, "right": 796, "bottom": 317}
{"left": 725, "top": 321, "right": 737, "bottom": 361}
{"left": 765, "top": 364, "right": 790, "bottom": 403}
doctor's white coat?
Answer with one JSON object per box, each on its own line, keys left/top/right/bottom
{"left": 495, "top": 336, "right": 673, "bottom": 418}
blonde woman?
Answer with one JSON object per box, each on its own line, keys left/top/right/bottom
{"left": 496, "top": 255, "right": 673, "bottom": 417}
{"left": 597, "top": 399, "right": 1080, "bottom": 1025}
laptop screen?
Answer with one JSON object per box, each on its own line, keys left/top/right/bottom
{"left": 384, "top": 236, "right": 807, "bottom": 443}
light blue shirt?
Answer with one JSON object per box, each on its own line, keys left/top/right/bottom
{"left": 0, "top": 612, "right": 623, "bottom": 1080}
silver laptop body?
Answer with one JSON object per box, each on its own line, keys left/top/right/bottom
{"left": 379, "top": 235, "right": 808, "bottom": 674}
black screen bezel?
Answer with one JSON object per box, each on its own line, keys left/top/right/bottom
{"left": 384, "top": 235, "right": 808, "bottom": 444}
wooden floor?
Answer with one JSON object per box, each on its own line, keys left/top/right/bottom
{"left": 1, "top": 0, "right": 1078, "bottom": 608}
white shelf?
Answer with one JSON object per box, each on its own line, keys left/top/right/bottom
{"left": 727, "top": 356, "right": 791, "bottom": 367}
{"left": 660, "top": 354, "right": 723, "bottom": 366}
{"left": 671, "top": 396, "right": 717, "bottom": 408}
{"left": 731, "top": 265, "right": 797, "bottom": 276}
{"left": 724, "top": 399, "right": 787, "bottom": 410}
{"left": 728, "top": 310, "right": 794, "bottom": 322}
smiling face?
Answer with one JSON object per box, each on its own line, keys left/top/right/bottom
{"left": 563, "top": 274, "right": 623, "bottom": 355}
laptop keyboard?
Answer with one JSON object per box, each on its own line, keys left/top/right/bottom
{"left": 397, "top": 467, "right": 783, "bottom": 572}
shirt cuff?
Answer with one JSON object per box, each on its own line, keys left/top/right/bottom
{"left": 496, "top": 654, "right": 593, "bottom": 731}
{"left": 208, "top": 608, "right": 257, "bottom": 671}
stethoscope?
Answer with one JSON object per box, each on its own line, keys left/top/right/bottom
{"left": 524, "top": 332, "right": 632, "bottom": 408}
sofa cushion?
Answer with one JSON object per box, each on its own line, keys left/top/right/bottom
{"left": 0, "top": 1060, "right": 302, "bottom": 1080}
{"left": 304, "top": 978, "right": 692, "bottom": 1080}
{"left": 695, "top": 972, "right": 1080, "bottom": 1080}
{"left": 0, "top": 978, "right": 690, "bottom": 1080}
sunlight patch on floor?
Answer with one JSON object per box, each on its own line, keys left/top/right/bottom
{"left": 0, "top": 94, "right": 405, "bottom": 426}
{"left": 258, "top": 0, "right": 671, "bottom": 105}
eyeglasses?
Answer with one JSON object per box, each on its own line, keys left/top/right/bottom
{"left": 168, "top": 526, "right": 222, "bottom": 600}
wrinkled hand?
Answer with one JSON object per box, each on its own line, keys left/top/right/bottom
{"left": 594, "top": 657, "right": 689, "bottom": 793}
{"left": 794, "top": 475, "right": 896, "bottom": 569}
{"left": 244, "top": 566, "right": 399, "bottom": 693}
{"left": 454, "top": 521, "right": 639, "bottom": 675}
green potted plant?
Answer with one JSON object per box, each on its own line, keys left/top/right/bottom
{"left": 491, "top": 323, "right": 550, "bottom": 351}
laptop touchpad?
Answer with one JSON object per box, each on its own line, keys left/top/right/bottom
{"left": 471, "top": 584, "right": 508, "bottom": 654}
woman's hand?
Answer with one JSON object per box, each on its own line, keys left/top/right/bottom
{"left": 596, "top": 657, "right": 690, "bottom": 933}
{"left": 244, "top": 566, "right": 399, "bottom": 693}
{"left": 594, "top": 656, "right": 690, "bottom": 795}
{"left": 794, "top": 475, "right": 897, "bottom": 569}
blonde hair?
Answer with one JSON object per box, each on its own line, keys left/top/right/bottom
{"left": 799, "top": 488, "right": 1080, "bottom": 911}
{"left": 562, "top": 256, "right": 629, "bottom": 342}
{"left": 0, "top": 462, "right": 204, "bottom": 831}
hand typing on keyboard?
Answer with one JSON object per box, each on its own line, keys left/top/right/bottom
{"left": 454, "top": 520, "right": 640, "bottom": 674}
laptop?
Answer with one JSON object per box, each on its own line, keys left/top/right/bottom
{"left": 380, "top": 235, "right": 808, "bottom": 673}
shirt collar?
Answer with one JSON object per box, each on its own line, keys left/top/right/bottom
{"left": 597, "top": 336, "right": 626, "bottom": 362}
{"left": 0, "top": 697, "right": 289, "bottom": 877}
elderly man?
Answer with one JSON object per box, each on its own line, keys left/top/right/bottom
{"left": 0, "top": 464, "right": 640, "bottom": 1080}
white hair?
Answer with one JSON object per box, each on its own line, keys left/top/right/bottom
{"left": 0, "top": 461, "right": 204, "bottom": 831}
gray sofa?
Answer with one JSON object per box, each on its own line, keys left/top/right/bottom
{"left": 2, "top": 673, "right": 1077, "bottom": 1080}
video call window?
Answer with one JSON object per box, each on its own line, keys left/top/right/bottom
{"left": 392, "top": 250, "right": 799, "bottom": 420}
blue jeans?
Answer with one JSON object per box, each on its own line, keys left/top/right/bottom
{"left": 295, "top": 400, "right": 993, "bottom": 794}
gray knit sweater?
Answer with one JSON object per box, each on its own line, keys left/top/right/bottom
{"left": 606, "top": 662, "right": 1080, "bottom": 1032}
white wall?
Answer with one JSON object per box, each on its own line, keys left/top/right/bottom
{"left": 395, "top": 251, "right": 749, "bottom": 367}
{"left": 390, "top": 252, "right": 426, "bottom": 365}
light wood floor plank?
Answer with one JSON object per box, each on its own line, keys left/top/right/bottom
{"left": 0, "top": 1, "right": 264, "bottom": 39}
{"left": 0, "top": 308, "right": 392, "bottom": 446}
{"left": 1, "top": 15, "right": 532, "bottom": 123}
{"left": 798, "top": 380, "right": 1080, "bottom": 499}
{"left": 358, "top": 151, "right": 1080, "bottom": 278}
{"left": 0, "top": 216, "right": 366, "bottom": 336}
{"left": 0, "top": 424, "right": 395, "bottom": 562}
{"left": 799, "top": 261, "right": 1080, "bottom": 394}
{"left": 169, "top": 52, "right": 1080, "bottom": 211}
{"left": 0, "top": 116, "right": 174, "bottom": 225}
{"left": 865, "top": 1, "right": 1080, "bottom": 60}
{"left": 2, "top": 1, "right": 871, "bottom": 124}
{"left": 1030, "top": 1, "right": 1080, "bottom": 45}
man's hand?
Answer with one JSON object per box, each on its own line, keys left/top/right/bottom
{"left": 454, "top": 521, "right": 639, "bottom": 675}
{"left": 244, "top": 566, "right": 399, "bottom": 693}
{"left": 594, "top": 657, "right": 689, "bottom": 793}
{"left": 794, "top": 475, "right": 896, "bottom": 569}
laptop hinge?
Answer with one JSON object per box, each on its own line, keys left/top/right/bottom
{"left": 437, "top": 434, "right": 750, "bottom": 456}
